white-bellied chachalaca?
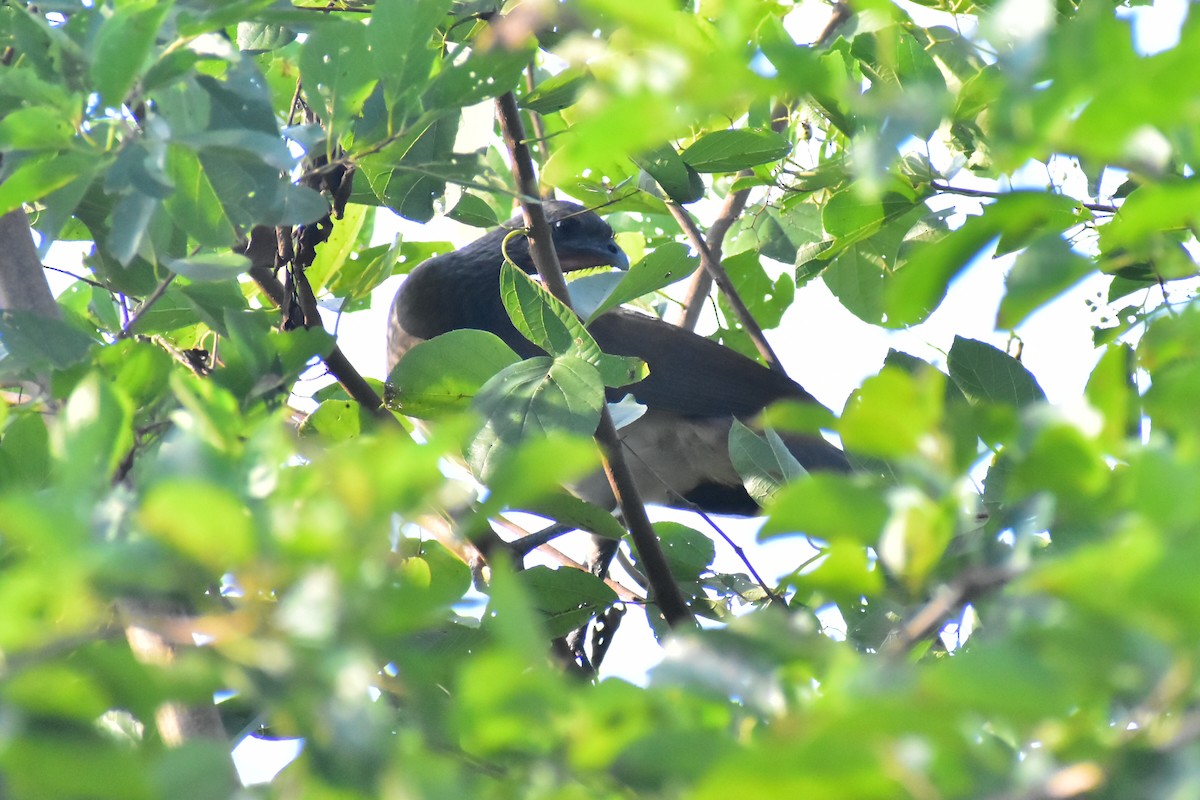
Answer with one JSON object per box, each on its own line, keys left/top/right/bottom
{"left": 387, "top": 200, "right": 849, "bottom": 521}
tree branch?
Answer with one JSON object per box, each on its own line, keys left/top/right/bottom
{"left": 881, "top": 565, "right": 1016, "bottom": 657}
{"left": 243, "top": 228, "right": 393, "bottom": 422}
{"left": 118, "top": 273, "right": 176, "bottom": 339}
{"left": 495, "top": 90, "right": 694, "bottom": 629}
{"left": 930, "top": 181, "right": 1120, "bottom": 215}
{"left": 669, "top": 102, "right": 791, "bottom": 355}
{"left": 666, "top": 201, "right": 785, "bottom": 372}
{"left": 669, "top": 184, "right": 751, "bottom": 331}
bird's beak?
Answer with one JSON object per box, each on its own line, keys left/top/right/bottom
{"left": 609, "top": 241, "right": 630, "bottom": 271}
{"left": 558, "top": 238, "right": 630, "bottom": 272}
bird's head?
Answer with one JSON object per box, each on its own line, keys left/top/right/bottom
{"left": 499, "top": 200, "right": 629, "bottom": 273}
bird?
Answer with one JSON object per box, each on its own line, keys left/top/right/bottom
{"left": 386, "top": 200, "right": 850, "bottom": 520}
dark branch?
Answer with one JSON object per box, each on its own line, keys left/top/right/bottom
{"left": 495, "top": 90, "right": 695, "bottom": 630}
{"left": 930, "top": 181, "right": 1120, "bottom": 215}
{"left": 666, "top": 201, "right": 786, "bottom": 372}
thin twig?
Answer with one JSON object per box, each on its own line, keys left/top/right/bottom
{"left": 666, "top": 201, "right": 785, "bottom": 372}
{"left": 495, "top": 90, "right": 694, "bottom": 629}
{"left": 44, "top": 264, "right": 107, "bottom": 289}
{"left": 617, "top": 437, "right": 781, "bottom": 603}
{"left": 670, "top": 102, "right": 790, "bottom": 336}
{"left": 492, "top": 517, "right": 645, "bottom": 604}
{"left": 929, "top": 181, "right": 1120, "bottom": 215}
{"left": 244, "top": 232, "right": 393, "bottom": 421}
{"left": 670, "top": 184, "right": 752, "bottom": 331}
{"left": 118, "top": 273, "right": 176, "bottom": 339}
{"left": 881, "top": 565, "right": 1015, "bottom": 657}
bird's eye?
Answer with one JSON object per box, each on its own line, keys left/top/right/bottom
{"left": 553, "top": 216, "right": 580, "bottom": 236}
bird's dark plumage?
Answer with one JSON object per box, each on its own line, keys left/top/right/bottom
{"left": 387, "top": 201, "right": 849, "bottom": 516}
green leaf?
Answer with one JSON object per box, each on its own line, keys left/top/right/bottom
{"left": 729, "top": 420, "right": 805, "bottom": 505}
{"left": 1085, "top": 344, "right": 1138, "bottom": 451}
{"left": 996, "top": 235, "right": 1095, "bottom": 330}
{"left": 521, "top": 492, "right": 627, "bottom": 541}
{"left": 162, "top": 146, "right": 237, "bottom": 248}
{"left": 52, "top": 372, "right": 134, "bottom": 490}
{"left": 519, "top": 67, "right": 590, "bottom": 114}
{"left": 500, "top": 263, "right": 647, "bottom": 388}
{"left": 235, "top": 22, "right": 297, "bottom": 53}
{"left": 299, "top": 20, "right": 379, "bottom": 134}
{"left": 632, "top": 144, "right": 705, "bottom": 204}
{"left": 299, "top": 399, "right": 365, "bottom": 441}
{"left": 947, "top": 336, "right": 1046, "bottom": 408}
{"left": 585, "top": 242, "right": 697, "bottom": 321}
{"left": 88, "top": 1, "right": 172, "bottom": 108}
{"left": 424, "top": 41, "right": 535, "bottom": 109}
{"left": 877, "top": 489, "right": 955, "bottom": 594}
{"left": 470, "top": 356, "right": 605, "bottom": 478}
{"left": 165, "top": 252, "right": 251, "bottom": 282}
{"left": 0, "top": 411, "right": 50, "bottom": 489}
{"left": 447, "top": 192, "right": 499, "bottom": 227}
{"left": 389, "top": 329, "right": 520, "bottom": 418}
{"left": 0, "top": 106, "right": 76, "bottom": 150}
{"left": 680, "top": 129, "right": 791, "bottom": 173}
{"left": 105, "top": 191, "right": 158, "bottom": 266}
{"left": 304, "top": 203, "right": 372, "bottom": 293}
{"left": 518, "top": 565, "right": 617, "bottom": 638}
{"left": 0, "top": 151, "right": 100, "bottom": 216}
{"left": 358, "top": 113, "right": 459, "bottom": 222}
{"left": 0, "top": 310, "right": 96, "bottom": 371}
{"left": 652, "top": 521, "right": 716, "bottom": 582}
{"left": 478, "top": 433, "right": 601, "bottom": 513}
{"left": 370, "top": 0, "right": 450, "bottom": 114}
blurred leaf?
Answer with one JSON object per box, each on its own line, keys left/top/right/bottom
{"left": 761, "top": 474, "right": 889, "bottom": 544}
{"left": 633, "top": 143, "right": 705, "bottom": 204}
{"left": 139, "top": 480, "right": 256, "bottom": 571}
{"left": 165, "top": 252, "right": 251, "bottom": 282}
{"left": 996, "top": 235, "right": 1094, "bottom": 329}
{"left": 89, "top": 1, "right": 172, "bottom": 108}
{"left": 299, "top": 399, "right": 364, "bottom": 441}
{"left": 878, "top": 489, "right": 955, "bottom": 594}
{"left": 518, "top": 565, "right": 617, "bottom": 638}
{"left": 0, "top": 310, "right": 96, "bottom": 371}
{"left": 0, "top": 106, "right": 76, "bottom": 149}
{"left": 887, "top": 192, "right": 1080, "bottom": 327}
{"left": 520, "top": 67, "right": 590, "bottom": 114}
{"left": 840, "top": 366, "right": 943, "bottom": 459}
{"left": 52, "top": 372, "right": 133, "bottom": 490}
{"left": 0, "top": 151, "right": 101, "bottom": 216}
